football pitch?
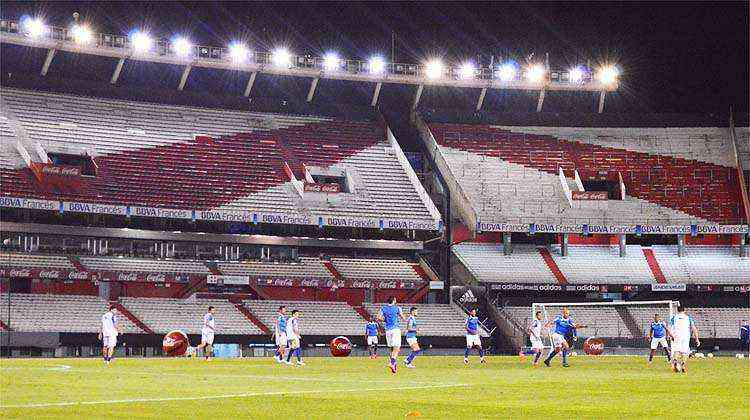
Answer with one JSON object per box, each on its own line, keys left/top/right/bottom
{"left": 1, "top": 355, "right": 748, "bottom": 419}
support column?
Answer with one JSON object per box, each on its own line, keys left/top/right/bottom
{"left": 677, "top": 234, "right": 686, "bottom": 257}
{"left": 111, "top": 57, "right": 125, "bottom": 84}
{"left": 41, "top": 48, "right": 57, "bottom": 76}
{"left": 371, "top": 82, "right": 382, "bottom": 107}
{"left": 561, "top": 233, "right": 569, "bottom": 257}
{"left": 476, "top": 87, "right": 487, "bottom": 111}
{"left": 412, "top": 84, "right": 424, "bottom": 109}
{"left": 243, "top": 72, "right": 257, "bottom": 97}
{"left": 536, "top": 88, "right": 546, "bottom": 112}
{"left": 740, "top": 233, "right": 748, "bottom": 258}
{"left": 178, "top": 65, "right": 192, "bottom": 90}
{"left": 306, "top": 77, "right": 319, "bottom": 102}
{"left": 619, "top": 234, "right": 627, "bottom": 257}
{"left": 598, "top": 90, "right": 606, "bottom": 114}
{"left": 502, "top": 232, "right": 512, "bottom": 255}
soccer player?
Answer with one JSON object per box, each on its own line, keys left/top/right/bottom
{"left": 404, "top": 307, "right": 421, "bottom": 368}
{"left": 464, "top": 308, "right": 486, "bottom": 364}
{"left": 740, "top": 320, "right": 750, "bottom": 354}
{"left": 194, "top": 306, "right": 216, "bottom": 361}
{"left": 285, "top": 309, "right": 305, "bottom": 366}
{"left": 378, "top": 296, "right": 406, "bottom": 374}
{"left": 365, "top": 319, "right": 379, "bottom": 359}
{"left": 648, "top": 313, "right": 671, "bottom": 364}
{"left": 98, "top": 303, "right": 121, "bottom": 366}
{"left": 669, "top": 305, "right": 699, "bottom": 373}
{"left": 518, "top": 310, "right": 545, "bottom": 366}
{"left": 543, "top": 307, "right": 586, "bottom": 368}
{"left": 274, "top": 306, "right": 288, "bottom": 363}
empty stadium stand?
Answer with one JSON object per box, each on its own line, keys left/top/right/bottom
{"left": 502, "top": 306, "right": 634, "bottom": 338}
{"left": 627, "top": 306, "right": 750, "bottom": 339}
{"left": 1, "top": 252, "right": 75, "bottom": 269}
{"left": 0, "top": 294, "right": 142, "bottom": 333}
{"left": 331, "top": 257, "right": 423, "bottom": 282}
{"left": 452, "top": 243, "right": 558, "bottom": 283}
{"left": 548, "top": 245, "right": 656, "bottom": 284}
{"left": 218, "top": 258, "right": 333, "bottom": 280}
{"left": 244, "top": 299, "right": 364, "bottom": 336}
{"left": 427, "top": 122, "right": 744, "bottom": 225}
{"left": 363, "top": 303, "right": 489, "bottom": 337}
{"left": 79, "top": 256, "right": 210, "bottom": 274}
{"left": 651, "top": 246, "right": 750, "bottom": 283}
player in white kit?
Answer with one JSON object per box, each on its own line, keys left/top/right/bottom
{"left": 519, "top": 310, "right": 545, "bottom": 365}
{"left": 669, "top": 305, "right": 699, "bottom": 373}
{"left": 99, "top": 303, "right": 121, "bottom": 366}
{"left": 195, "top": 306, "right": 216, "bottom": 361}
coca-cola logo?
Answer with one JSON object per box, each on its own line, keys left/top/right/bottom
{"left": 68, "top": 271, "right": 89, "bottom": 280}
{"left": 117, "top": 273, "right": 139, "bottom": 282}
{"left": 300, "top": 279, "right": 320, "bottom": 287}
{"left": 334, "top": 340, "right": 351, "bottom": 350}
{"left": 38, "top": 270, "right": 61, "bottom": 279}
{"left": 584, "top": 338, "right": 606, "bottom": 355}
{"left": 9, "top": 269, "right": 31, "bottom": 278}
{"left": 146, "top": 273, "right": 166, "bottom": 282}
{"left": 351, "top": 280, "right": 372, "bottom": 288}
{"left": 378, "top": 281, "right": 397, "bottom": 289}
{"left": 270, "top": 278, "right": 294, "bottom": 287}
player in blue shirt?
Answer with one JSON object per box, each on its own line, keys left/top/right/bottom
{"left": 365, "top": 319, "right": 380, "bottom": 359}
{"left": 543, "top": 308, "right": 586, "bottom": 368}
{"left": 273, "top": 306, "right": 288, "bottom": 363}
{"left": 378, "top": 296, "right": 406, "bottom": 374}
{"left": 464, "top": 308, "right": 486, "bottom": 364}
{"left": 740, "top": 320, "right": 750, "bottom": 354}
{"left": 404, "top": 307, "right": 421, "bottom": 368}
{"left": 648, "top": 313, "right": 672, "bottom": 363}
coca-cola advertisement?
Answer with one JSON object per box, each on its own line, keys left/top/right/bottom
{"left": 303, "top": 183, "right": 341, "bottom": 193}
{"left": 572, "top": 191, "right": 609, "bottom": 200}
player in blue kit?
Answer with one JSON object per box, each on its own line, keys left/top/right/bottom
{"left": 543, "top": 307, "right": 586, "bottom": 367}
{"left": 365, "top": 319, "right": 380, "bottom": 359}
{"left": 648, "top": 313, "right": 672, "bottom": 363}
{"left": 404, "top": 307, "right": 421, "bottom": 368}
{"left": 378, "top": 296, "right": 406, "bottom": 374}
{"left": 273, "top": 306, "right": 288, "bottom": 363}
{"left": 464, "top": 308, "right": 486, "bottom": 364}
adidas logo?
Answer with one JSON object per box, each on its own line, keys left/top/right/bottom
{"left": 459, "top": 289, "right": 478, "bottom": 303}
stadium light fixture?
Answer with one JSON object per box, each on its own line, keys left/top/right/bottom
{"left": 458, "top": 61, "right": 476, "bottom": 80}
{"left": 525, "top": 63, "right": 546, "bottom": 84}
{"left": 171, "top": 36, "right": 193, "bottom": 58}
{"left": 597, "top": 65, "right": 620, "bottom": 85}
{"left": 129, "top": 30, "right": 153, "bottom": 54}
{"left": 71, "top": 24, "right": 93, "bottom": 45}
{"left": 497, "top": 63, "right": 517, "bottom": 82}
{"left": 322, "top": 52, "right": 341, "bottom": 72}
{"left": 21, "top": 17, "right": 47, "bottom": 38}
{"left": 228, "top": 42, "right": 249, "bottom": 63}
{"left": 568, "top": 66, "right": 585, "bottom": 84}
{"left": 368, "top": 56, "right": 386, "bottom": 75}
{"left": 424, "top": 59, "right": 444, "bottom": 80}
{"left": 272, "top": 47, "right": 292, "bottom": 68}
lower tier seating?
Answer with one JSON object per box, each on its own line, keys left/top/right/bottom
{"left": 244, "top": 299, "right": 364, "bottom": 336}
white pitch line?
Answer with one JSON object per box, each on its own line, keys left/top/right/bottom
{"left": 0, "top": 383, "right": 468, "bottom": 409}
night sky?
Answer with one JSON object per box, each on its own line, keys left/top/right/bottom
{"left": 1, "top": 1, "right": 748, "bottom": 114}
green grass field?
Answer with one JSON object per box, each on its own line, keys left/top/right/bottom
{"left": 1, "top": 355, "right": 748, "bottom": 419}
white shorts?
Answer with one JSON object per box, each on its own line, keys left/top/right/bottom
{"left": 551, "top": 333, "right": 567, "bottom": 348}
{"left": 530, "top": 338, "right": 544, "bottom": 350}
{"left": 466, "top": 334, "right": 481, "bottom": 348}
{"left": 275, "top": 332, "right": 288, "bottom": 346}
{"left": 201, "top": 330, "right": 214, "bottom": 345}
{"left": 367, "top": 336, "right": 378, "bottom": 346}
{"left": 385, "top": 328, "right": 401, "bottom": 348}
{"left": 406, "top": 336, "right": 418, "bottom": 346}
{"left": 650, "top": 336, "right": 668, "bottom": 350}
{"left": 102, "top": 334, "right": 117, "bottom": 349}
{"left": 672, "top": 336, "right": 690, "bottom": 355}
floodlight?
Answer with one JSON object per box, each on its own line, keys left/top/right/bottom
{"left": 22, "top": 17, "right": 47, "bottom": 38}
{"left": 228, "top": 42, "right": 248, "bottom": 63}
{"left": 71, "top": 24, "right": 92, "bottom": 45}
{"left": 129, "top": 31, "right": 152, "bottom": 54}
{"left": 458, "top": 62, "right": 476, "bottom": 80}
{"left": 171, "top": 36, "right": 193, "bottom": 58}
{"left": 272, "top": 47, "right": 292, "bottom": 68}
{"left": 424, "top": 59, "right": 444, "bottom": 80}
{"left": 368, "top": 56, "right": 386, "bottom": 75}
{"left": 497, "top": 63, "right": 517, "bottom": 82}
{"left": 568, "top": 66, "right": 584, "bottom": 83}
{"left": 525, "top": 63, "right": 546, "bottom": 83}
{"left": 322, "top": 52, "right": 341, "bottom": 72}
{"left": 597, "top": 65, "right": 619, "bottom": 84}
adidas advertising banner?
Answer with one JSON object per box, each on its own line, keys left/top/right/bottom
{"left": 487, "top": 283, "right": 747, "bottom": 294}
{"left": 451, "top": 285, "right": 487, "bottom": 307}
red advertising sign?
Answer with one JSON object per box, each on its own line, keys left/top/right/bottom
{"left": 303, "top": 183, "right": 341, "bottom": 193}
{"left": 572, "top": 191, "right": 609, "bottom": 200}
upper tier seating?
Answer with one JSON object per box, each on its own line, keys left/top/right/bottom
{"left": 627, "top": 306, "right": 750, "bottom": 339}
{"left": 218, "top": 258, "right": 333, "bottom": 279}
{"left": 651, "top": 246, "right": 750, "bottom": 283}
{"left": 0, "top": 293, "right": 141, "bottom": 333}
{"left": 244, "top": 299, "right": 364, "bottom": 336}
{"left": 1, "top": 252, "right": 74, "bottom": 269}
{"left": 78, "top": 256, "right": 209, "bottom": 274}
{"left": 0, "top": 88, "right": 439, "bottom": 227}
{"left": 331, "top": 258, "right": 422, "bottom": 282}
{"left": 363, "top": 303, "right": 489, "bottom": 337}
{"left": 452, "top": 243, "right": 558, "bottom": 283}
{"left": 549, "top": 245, "right": 655, "bottom": 284}
{"left": 429, "top": 123, "right": 743, "bottom": 224}
{"left": 119, "top": 297, "right": 262, "bottom": 334}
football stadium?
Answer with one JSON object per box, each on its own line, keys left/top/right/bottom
{"left": 0, "top": 2, "right": 749, "bottom": 418}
